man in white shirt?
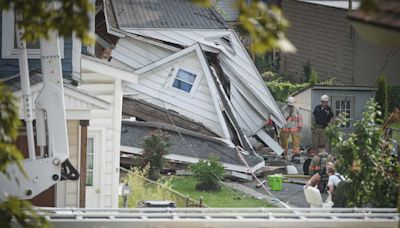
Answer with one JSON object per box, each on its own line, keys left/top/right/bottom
{"left": 327, "top": 167, "right": 343, "bottom": 193}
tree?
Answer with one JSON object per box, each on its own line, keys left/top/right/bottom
{"left": 0, "top": 0, "right": 94, "bottom": 44}
{"left": 0, "top": 84, "right": 50, "bottom": 228}
{"left": 376, "top": 75, "right": 388, "bottom": 119}
{"left": 190, "top": 155, "right": 225, "bottom": 192}
{"left": 326, "top": 99, "right": 399, "bottom": 207}
{"left": 141, "top": 130, "right": 171, "bottom": 180}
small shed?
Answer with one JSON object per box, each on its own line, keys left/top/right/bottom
{"left": 292, "top": 85, "right": 376, "bottom": 147}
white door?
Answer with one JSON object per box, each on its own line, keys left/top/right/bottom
{"left": 85, "top": 132, "right": 101, "bottom": 207}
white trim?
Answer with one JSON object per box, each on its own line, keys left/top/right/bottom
{"left": 194, "top": 44, "right": 231, "bottom": 140}
{"left": 111, "top": 79, "right": 122, "bottom": 208}
{"left": 102, "top": 0, "right": 125, "bottom": 38}
{"left": 1, "top": 10, "right": 64, "bottom": 59}
{"left": 135, "top": 45, "right": 198, "bottom": 75}
{"left": 120, "top": 146, "right": 264, "bottom": 173}
{"left": 87, "top": 126, "right": 107, "bottom": 208}
{"left": 64, "top": 85, "right": 111, "bottom": 110}
{"left": 123, "top": 31, "right": 181, "bottom": 52}
{"left": 81, "top": 56, "right": 138, "bottom": 84}
{"left": 166, "top": 66, "right": 202, "bottom": 97}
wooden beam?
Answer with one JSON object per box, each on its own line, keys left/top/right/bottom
{"left": 79, "top": 120, "right": 89, "bottom": 208}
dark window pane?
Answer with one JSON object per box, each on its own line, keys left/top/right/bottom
{"left": 346, "top": 100, "right": 350, "bottom": 109}
{"left": 173, "top": 79, "right": 193, "bottom": 93}
{"left": 336, "top": 101, "right": 340, "bottom": 109}
{"left": 86, "top": 171, "right": 93, "bottom": 186}
{"left": 176, "top": 69, "right": 196, "bottom": 83}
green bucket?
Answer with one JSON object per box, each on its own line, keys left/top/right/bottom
{"left": 267, "top": 174, "right": 283, "bottom": 191}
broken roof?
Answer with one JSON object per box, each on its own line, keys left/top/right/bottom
{"left": 120, "top": 121, "right": 264, "bottom": 170}
{"left": 109, "top": 0, "right": 228, "bottom": 29}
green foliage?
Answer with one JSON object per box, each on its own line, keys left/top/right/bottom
{"left": 238, "top": 0, "right": 292, "bottom": 54}
{"left": 326, "top": 99, "right": 400, "bottom": 207}
{"left": 0, "top": 83, "right": 49, "bottom": 227}
{"left": 376, "top": 75, "right": 388, "bottom": 119}
{"left": 309, "top": 69, "right": 318, "bottom": 86}
{"left": 0, "top": 0, "right": 94, "bottom": 44}
{"left": 388, "top": 85, "right": 400, "bottom": 112}
{"left": 265, "top": 79, "right": 309, "bottom": 102}
{"left": 121, "top": 167, "right": 185, "bottom": 207}
{"left": 141, "top": 130, "right": 171, "bottom": 180}
{"left": 0, "top": 83, "right": 24, "bottom": 177}
{"left": 190, "top": 155, "right": 225, "bottom": 187}
{"left": 303, "top": 61, "right": 311, "bottom": 82}
{"left": 0, "top": 197, "right": 50, "bottom": 228}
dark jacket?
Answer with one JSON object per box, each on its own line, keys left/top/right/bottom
{"left": 313, "top": 105, "right": 333, "bottom": 128}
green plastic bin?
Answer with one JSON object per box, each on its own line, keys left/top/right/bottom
{"left": 267, "top": 174, "right": 283, "bottom": 191}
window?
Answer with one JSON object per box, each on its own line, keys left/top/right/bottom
{"left": 332, "top": 96, "right": 355, "bottom": 128}
{"left": 2, "top": 10, "right": 64, "bottom": 59}
{"left": 86, "top": 137, "right": 94, "bottom": 186}
{"left": 172, "top": 69, "right": 197, "bottom": 93}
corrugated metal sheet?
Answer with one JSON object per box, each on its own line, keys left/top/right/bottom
{"left": 110, "top": 0, "right": 227, "bottom": 29}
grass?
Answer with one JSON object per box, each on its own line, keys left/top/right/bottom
{"left": 169, "top": 176, "right": 272, "bottom": 208}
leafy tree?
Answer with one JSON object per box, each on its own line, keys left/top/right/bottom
{"left": 0, "top": 0, "right": 94, "bottom": 44}
{"left": 376, "top": 75, "right": 388, "bottom": 119}
{"left": 309, "top": 69, "right": 318, "bottom": 86}
{"left": 265, "top": 79, "right": 309, "bottom": 102}
{"left": 326, "top": 99, "right": 400, "bottom": 207}
{"left": 190, "top": 155, "right": 225, "bottom": 192}
{"left": 141, "top": 130, "right": 171, "bottom": 180}
{"left": 0, "top": 84, "right": 50, "bottom": 228}
{"left": 303, "top": 61, "right": 311, "bottom": 82}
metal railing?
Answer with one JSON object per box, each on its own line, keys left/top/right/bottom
{"left": 33, "top": 207, "right": 399, "bottom": 228}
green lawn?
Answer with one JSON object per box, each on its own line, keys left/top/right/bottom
{"left": 169, "top": 176, "right": 272, "bottom": 208}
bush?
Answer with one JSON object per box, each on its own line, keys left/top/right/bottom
{"left": 190, "top": 156, "right": 225, "bottom": 192}
{"left": 326, "top": 99, "right": 400, "bottom": 207}
{"left": 141, "top": 130, "right": 171, "bottom": 180}
{"left": 121, "top": 166, "right": 183, "bottom": 207}
{"left": 376, "top": 75, "right": 388, "bottom": 119}
{"left": 265, "top": 79, "right": 309, "bottom": 102}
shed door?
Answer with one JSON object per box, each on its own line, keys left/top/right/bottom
{"left": 331, "top": 96, "right": 355, "bottom": 129}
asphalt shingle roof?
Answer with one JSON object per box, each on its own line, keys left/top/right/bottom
{"left": 121, "top": 121, "right": 263, "bottom": 167}
{"left": 110, "top": 0, "right": 228, "bottom": 29}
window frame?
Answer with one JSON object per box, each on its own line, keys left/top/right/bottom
{"left": 332, "top": 95, "right": 355, "bottom": 129}
{"left": 1, "top": 10, "right": 64, "bottom": 59}
{"left": 85, "top": 137, "right": 95, "bottom": 187}
{"left": 168, "top": 66, "right": 201, "bottom": 96}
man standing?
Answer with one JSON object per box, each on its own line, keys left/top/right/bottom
{"left": 312, "top": 95, "right": 333, "bottom": 149}
{"left": 280, "top": 96, "right": 303, "bottom": 160}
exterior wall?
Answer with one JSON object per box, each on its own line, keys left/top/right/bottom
{"left": 281, "top": 0, "right": 355, "bottom": 84}
{"left": 280, "top": 0, "right": 400, "bottom": 86}
{"left": 125, "top": 52, "right": 224, "bottom": 137}
{"left": 0, "top": 11, "right": 74, "bottom": 79}
{"left": 80, "top": 72, "right": 121, "bottom": 208}
{"left": 293, "top": 89, "right": 312, "bottom": 146}
{"left": 353, "top": 35, "right": 400, "bottom": 86}
{"left": 112, "top": 36, "right": 174, "bottom": 70}
{"left": 63, "top": 120, "right": 80, "bottom": 207}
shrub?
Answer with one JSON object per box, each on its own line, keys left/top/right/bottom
{"left": 326, "top": 99, "right": 400, "bottom": 207}
{"left": 121, "top": 166, "right": 182, "bottom": 207}
{"left": 376, "top": 75, "right": 388, "bottom": 119}
{"left": 141, "top": 130, "right": 171, "bottom": 180}
{"left": 190, "top": 155, "right": 225, "bottom": 192}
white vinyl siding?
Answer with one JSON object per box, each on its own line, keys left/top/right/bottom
{"left": 125, "top": 52, "right": 224, "bottom": 136}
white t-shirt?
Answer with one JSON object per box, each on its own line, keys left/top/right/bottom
{"left": 328, "top": 173, "right": 343, "bottom": 187}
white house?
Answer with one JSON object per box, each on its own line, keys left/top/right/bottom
{"left": 97, "top": 0, "right": 286, "bottom": 173}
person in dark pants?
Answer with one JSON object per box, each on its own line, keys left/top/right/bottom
{"left": 312, "top": 95, "right": 334, "bottom": 149}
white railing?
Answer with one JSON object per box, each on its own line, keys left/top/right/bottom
{"left": 34, "top": 207, "right": 399, "bottom": 228}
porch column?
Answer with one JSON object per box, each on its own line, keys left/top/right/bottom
{"left": 79, "top": 120, "right": 89, "bottom": 208}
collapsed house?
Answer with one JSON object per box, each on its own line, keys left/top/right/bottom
{"left": 97, "top": 0, "right": 286, "bottom": 174}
